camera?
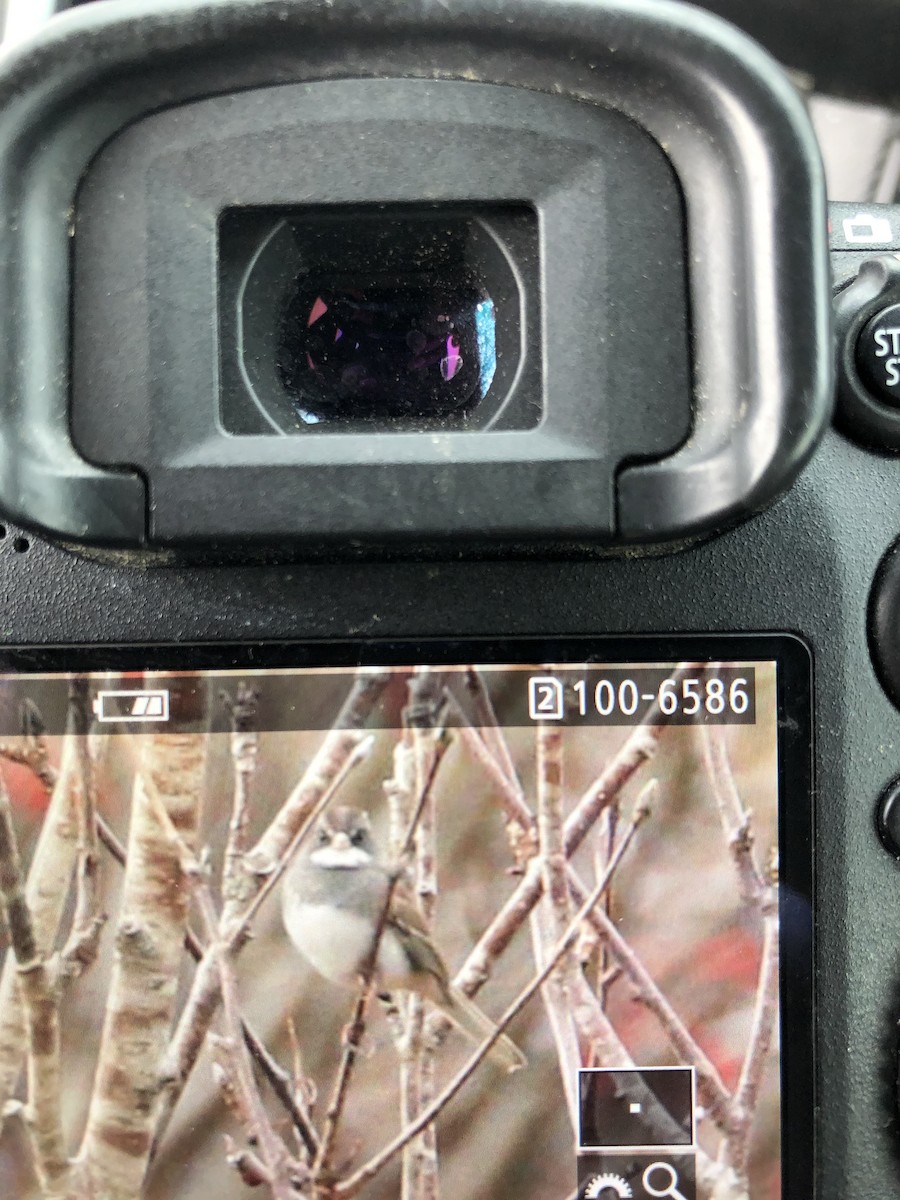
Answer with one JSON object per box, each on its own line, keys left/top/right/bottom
{"left": 0, "top": 2, "right": 897, "bottom": 1200}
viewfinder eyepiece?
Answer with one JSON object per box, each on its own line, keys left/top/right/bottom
{"left": 221, "top": 206, "right": 535, "bottom": 434}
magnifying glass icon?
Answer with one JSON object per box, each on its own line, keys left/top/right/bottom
{"left": 642, "top": 1161, "right": 689, "bottom": 1200}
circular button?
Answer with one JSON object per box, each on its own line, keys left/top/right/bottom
{"left": 876, "top": 778, "right": 900, "bottom": 856}
{"left": 857, "top": 302, "right": 900, "bottom": 406}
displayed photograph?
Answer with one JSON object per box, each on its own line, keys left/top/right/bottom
{"left": 0, "top": 661, "right": 781, "bottom": 1200}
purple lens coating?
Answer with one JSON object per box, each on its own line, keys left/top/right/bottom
{"left": 277, "top": 279, "right": 497, "bottom": 424}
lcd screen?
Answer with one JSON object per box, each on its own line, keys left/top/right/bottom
{"left": 0, "top": 639, "right": 812, "bottom": 1200}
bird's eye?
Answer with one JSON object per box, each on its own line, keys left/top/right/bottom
{"left": 316, "top": 828, "right": 330, "bottom": 846}
{"left": 350, "top": 829, "right": 366, "bottom": 846}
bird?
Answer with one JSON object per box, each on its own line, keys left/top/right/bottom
{"left": 282, "top": 805, "right": 526, "bottom": 1074}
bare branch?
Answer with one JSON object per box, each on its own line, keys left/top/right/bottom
{"left": 533, "top": 719, "right": 580, "bottom": 1132}
{"left": 313, "top": 715, "right": 450, "bottom": 1183}
{"left": 243, "top": 1023, "right": 320, "bottom": 1161}
{"left": 450, "top": 679, "right": 686, "bottom": 1001}
{"left": 403, "top": 670, "right": 444, "bottom": 1200}
{"left": 0, "top": 698, "right": 59, "bottom": 794}
{"left": 193, "top": 884, "right": 307, "bottom": 1200}
{"left": 570, "top": 876, "right": 736, "bottom": 1133}
{"left": 383, "top": 722, "right": 421, "bottom": 1196}
{"left": 697, "top": 700, "right": 767, "bottom": 911}
{"left": 221, "top": 683, "right": 260, "bottom": 902}
{"left": 443, "top": 693, "right": 536, "bottom": 867}
{"left": 242, "top": 672, "right": 393, "bottom": 891}
{"left": 697, "top": 699, "right": 780, "bottom": 1171}
{"left": 155, "top": 674, "right": 386, "bottom": 1144}
{"left": 0, "top": 732, "right": 80, "bottom": 1131}
{"left": 60, "top": 680, "right": 105, "bottom": 977}
{"left": 98, "top": 791, "right": 321, "bottom": 1163}
{"left": 0, "top": 774, "right": 69, "bottom": 1195}
{"left": 462, "top": 668, "right": 519, "bottom": 785}
{"left": 732, "top": 879, "right": 780, "bottom": 1173}
{"left": 77, "top": 695, "right": 209, "bottom": 1200}
{"left": 334, "top": 823, "right": 649, "bottom": 1199}
{"left": 223, "top": 1135, "right": 274, "bottom": 1189}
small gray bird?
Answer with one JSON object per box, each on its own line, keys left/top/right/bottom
{"left": 282, "top": 805, "right": 526, "bottom": 1073}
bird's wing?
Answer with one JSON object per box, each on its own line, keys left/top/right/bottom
{"left": 387, "top": 887, "right": 450, "bottom": 989}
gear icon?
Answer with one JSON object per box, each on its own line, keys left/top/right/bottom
{"left": 584, "top": 1172, "right": 634, "bottom": 1199}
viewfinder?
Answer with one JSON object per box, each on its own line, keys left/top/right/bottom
{"left": 219, "top": 205, "right": 538, "bottom": 435}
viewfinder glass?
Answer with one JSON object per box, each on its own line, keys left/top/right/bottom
{"left": 219, "top": 205, "right": 539, "bottom": 435}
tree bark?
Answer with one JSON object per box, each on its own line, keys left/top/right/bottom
{"left": 0, "top": 738, "right": 79, "bottom": 1130}
{"left": 76, "top": 723, "right": 207, "bottom": 1200}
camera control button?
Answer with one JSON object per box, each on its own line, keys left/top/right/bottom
{"left": 856, "top": 303, "right": 900, "bottom": 407}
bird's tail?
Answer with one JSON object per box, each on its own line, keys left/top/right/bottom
{"left": 440, "top": 984, "right": 527, "bottom": 1074}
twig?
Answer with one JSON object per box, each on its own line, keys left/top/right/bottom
{"left": 462, "top": 668, "right": 519, "bottom": 785}
{"left": 0, "top": 698, "right": 59, "bottom": 794}
{"left": 404, "top": 671, "right": 443, "bottom": 1200}
{"left": 155, "top": 672, "right": 389, "bottom": 1144}
{"left": 553, "top": 801, "right": 659, "bottom": 1087}
{"left": 244, "top": 1026, "right": 320, "bottom": 1162}
{"left": 223, "top": 1134, "right": 273, "bottom": 1189}
{"left": 560, "top": 663, "right": 695, "bottom": 855}
{"left": 443, "top": 692, "right": 536, "bottom": 867}
{"left": 0, "top": 774, "right": 69, "bottom": 1195}
{"left": 221, "top": 683, "right": 260, "bottom": 906}
{"left": 0, "top": 745, "right": 58, "bottom": 794}
{"left": 193, "top": 884, "right": 307, "bottom": 1200}
{"left": 731, "top": 898, "right": 780, "bottom": 1174}
{"left": 334, "top": 821, "right": 650, "bottom": 1199}
{"left": 383, "top": 723, "right": 421, "bottom": 1195}
{"left": 598, "top": 803, "right": 618, "bottom": 1009}
{"left": 697, "top": 688, "right": 768, "bottom": 911}
{"left": 60, "top": 679, "right": 105, "bottom": 976}
{"left": 313, "top": 722, "right": 451, "bottom": 1182}
{"left": 449, "top": 680, "right": 686, "bottom": 1001}
{"left": 533, "top": 719, "right": 580, "bottom": 1133}
{"left": 569, "top": 876, "right": 736, "bottom": 1133}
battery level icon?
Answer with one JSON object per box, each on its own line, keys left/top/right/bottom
{"left": 93, "top": 690, "right": 170, "bottom": 723}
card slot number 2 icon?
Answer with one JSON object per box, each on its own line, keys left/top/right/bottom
{"left": 528, "top": 675, "right": 565, "bottom": 720}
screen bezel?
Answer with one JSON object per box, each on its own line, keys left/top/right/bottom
{"left": 0, "top": 633, "right": 814, "bottom": 1198}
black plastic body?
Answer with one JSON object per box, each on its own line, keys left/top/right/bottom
{"left": 0, "top": 0, "right": 831, "bottom": 549}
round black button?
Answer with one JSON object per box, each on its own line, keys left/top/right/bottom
{"left": 877, "top": 778, "right": 900, "bottom": 856}
{"left": 857, "top": 302, "right": 900, "bottom": 406}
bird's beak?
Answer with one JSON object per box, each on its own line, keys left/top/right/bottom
{"left": 331, "top": 832, "right": 351, "bottom": 852}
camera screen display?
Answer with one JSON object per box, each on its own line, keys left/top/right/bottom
{"left": 0, "top": 640, "right": 811, "bottom": 1200}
